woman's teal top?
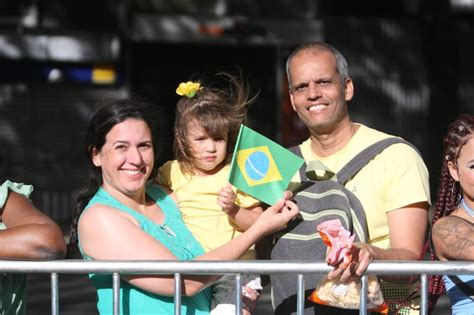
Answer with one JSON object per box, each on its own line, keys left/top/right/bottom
{"left": 79, "top": 183, "right": 211, "bottom": 315}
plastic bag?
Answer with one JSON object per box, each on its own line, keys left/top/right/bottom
{"left": 309, "top": 274, "right": 387, "bottom": 312}
{"left": 308, "top": 219, "right": 388, "bottom": 313}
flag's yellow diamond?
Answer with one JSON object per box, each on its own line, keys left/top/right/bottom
{"left": 236, "top": 146, "right": 282, "bottom": 187}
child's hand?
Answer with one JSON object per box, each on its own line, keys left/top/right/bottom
{"left": 217, "top": 183, "right": 239, "bottom": 215}
{"left": 242, "top": 285, "right": 261, "bottom": 314}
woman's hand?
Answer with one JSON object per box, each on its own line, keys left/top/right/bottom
{"left": 252, "top": 191, "right": 299, "bottom": 236}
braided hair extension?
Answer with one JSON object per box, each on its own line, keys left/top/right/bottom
{"left": 66, "top": 99, "right": 161, "bottom": 258}
{"left": 427, "top": 113, "right": 474, "bottom": 310}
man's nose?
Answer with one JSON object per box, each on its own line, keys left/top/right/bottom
{"left": 307, "top": 83, "right": 322, "bottom": 99}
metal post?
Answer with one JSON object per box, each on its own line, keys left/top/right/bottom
{"left": 235, "top": 274, "right": 242, "bottom": 315}
{"left": 50, "top": 273, "right": 59, "bottom": 315}
{"left": 174, "top": 273, "right": 182, "bottom": 315}
{"left": 113, "top": 272, "right": 120, "bottom": 315}
{"left": 297, "top": 274, "right": 305, "bottom": 315}
{"left": 420, "top": 274, "right": 428, "bottom": 315}
{"left": 359, "top": 275, "right": 367, "bottom": 315}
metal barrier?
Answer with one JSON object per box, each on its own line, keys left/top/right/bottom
{"left": 1, "top": 260, "right": 474, "bottom": 315}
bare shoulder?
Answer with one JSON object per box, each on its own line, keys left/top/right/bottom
{"left": 432, "top": 215, "right": 474, "bottom": 261}
{"left": 79, "top": 204, "right": 138, "bottom": 232}
{"left": 78, "top": 202, "right": 176, "bottom": 261}
{"left": 2, "top": 191, "right": 53, "bottom": 226}
{"left": 433, "top": 215, "right": 472, "bottom": 234}
{"left": 4, "top": 190, "right": 33, "bottom": 211}
{"left": 78, "top": 204, "right": 142, "bottom": 259}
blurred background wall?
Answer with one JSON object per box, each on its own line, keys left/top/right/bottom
{"left": 1, "top": 0, "right": 473, "bottom": 226}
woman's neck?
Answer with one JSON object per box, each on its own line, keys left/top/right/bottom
{"left": 460, "top": 196, "right": 474, "bottom": 217}
{"left": 102, "top": 185, "right": 148, "bottom": 213}
{"left": 101, "top": 183, "right": 165, "bottom": 225}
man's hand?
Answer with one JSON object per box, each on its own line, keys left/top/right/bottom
{"left": 327, "top": 242, "right": 375, "bottom": 283}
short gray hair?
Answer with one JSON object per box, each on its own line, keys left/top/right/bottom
{"left": 285, "top": 42, "right": 349, "bottom": 89}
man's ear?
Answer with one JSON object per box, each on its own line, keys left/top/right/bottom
{"left": 344, "top": 77, "right": 354, "bottom": 102}
{"left": 92, "top": 147, "right": 101, "bottom": 167}
{"left": 289, "top": 89, "right": 297, "bottom": 111}
{"left": 447, "top": 161, "right": 459, "bottom": 182}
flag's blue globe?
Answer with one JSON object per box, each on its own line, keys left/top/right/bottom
{"left": 245, "top": 151, "right": 270, "bottom": 180}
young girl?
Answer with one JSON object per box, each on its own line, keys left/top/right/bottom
{"left": 429, "top": 114, "right": 474, "bottom": 314}
{"left": 156, "top": 75, "right": 263, "bottom": 314}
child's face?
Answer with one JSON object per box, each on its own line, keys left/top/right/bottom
{"left": 187, "top": 120, "right": 228, "bottom": 175}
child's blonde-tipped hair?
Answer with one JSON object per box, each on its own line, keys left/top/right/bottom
{"left": 174, "top": 73, "right": 255, "bottom": 175}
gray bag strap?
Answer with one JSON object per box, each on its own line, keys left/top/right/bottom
{"left": 289, "top": 146, "right": 308, "bottom": 181}
{"left": 290, "top": 137, "right": 417, "bottom": 185}
{"left": 337, "top": 137, "right": 415, "bottom": 185}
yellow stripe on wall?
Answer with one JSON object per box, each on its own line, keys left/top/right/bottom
{"left": 92, "top": 67, "right": 116, "bottom": 84}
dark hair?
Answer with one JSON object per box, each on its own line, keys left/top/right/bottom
{"left": 67, "top": 98, "right": 160, "bottom": 258}
{"left": 427, "top": 113, "right": 474, "bottom": 309}
{"left": 285, "top": 41, "right": 349, "bottom": 89}
{"left": 174, "top": 73, "right": 254, "bottom": 175}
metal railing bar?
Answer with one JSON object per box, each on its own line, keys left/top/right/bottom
{"left": 359, "top": 275, "right": 367, "bottom": 315}
{"left": 297, "top": 274, "right": 304, "bottom": 315}
{"left": 1, "top": 260, "right": 473, "bottom": 275}
{"left": 174, "top": 273, "right": 182, "bottom": 315}
{"left": 1, "top": 261, "right": 473, "bottom": 315}
{"left": 50, "top": 272, "right": 59, "bottom": 315}
{"left": 235, "top": 273, "right": 242, "bottom": 315}
{"left": 420, "top": 274, "right": 428, "bottom": 315}
{"left": 112, "top": 272, "right": 120, "bottom": 315}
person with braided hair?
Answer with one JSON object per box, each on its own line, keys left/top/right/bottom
{"left": 430, "top": 114, "right": 474, "bottom": 315}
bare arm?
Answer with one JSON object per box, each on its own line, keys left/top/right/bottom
{"left": 329, "top": 202, "right": 429, "bottom": 282}
{"left": 79, "top": 193, "right": 298, "bottom": 297}
{"left": 432, "top": 215, "right": 474, "bottom": 261}
{"left": 225, "top": 205, "right": 263, "bottom": 231}
{"left": 0, "top": 191, "right": 66, "bottom": 260}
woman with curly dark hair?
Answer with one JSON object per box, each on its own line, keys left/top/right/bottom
{"left": 429, "top": 114, "right": 474, "bottom": 314}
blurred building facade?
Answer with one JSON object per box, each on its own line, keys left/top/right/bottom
{"left": 1, "top": 0, "right": 473, "bottom": 224}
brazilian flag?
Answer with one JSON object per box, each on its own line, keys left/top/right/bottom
{"left": 228, "top": 125, "right": 304, "bottom": 205}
